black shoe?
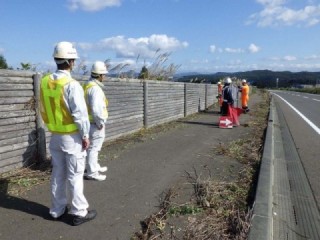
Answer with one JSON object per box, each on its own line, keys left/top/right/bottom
{"left": 72, "top": 210, "right": 97, "bottom": 226}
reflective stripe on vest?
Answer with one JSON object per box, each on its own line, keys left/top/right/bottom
{"left": 40, "top": 75, "right": 78, "bottom": 133}
{"left": 83, "top": 81, "right": 108, "bottom": 123}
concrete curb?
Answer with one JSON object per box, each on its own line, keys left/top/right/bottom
{"left": 248, "top": 97, "right": 275, "bottom": 240}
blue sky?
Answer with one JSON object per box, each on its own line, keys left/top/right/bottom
{"left": 1, "top": 0, "right": 320, "bottom": 74}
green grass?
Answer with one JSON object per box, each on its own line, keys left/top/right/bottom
{"left": 168, "top": 205, "right": 203, "bottom": 216}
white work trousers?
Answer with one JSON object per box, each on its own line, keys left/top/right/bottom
{"left": 86, "top": 124, "right": 105, "bottom": 177}
{"left": 49, "top": 133, "right": 89, "bottom": 218}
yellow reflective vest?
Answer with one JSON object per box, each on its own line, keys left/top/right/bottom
{"left": 83, "top": 81, "right": 108, "bottom": 123}
{"left": 40, "top": 75, "right": 78, "bottom": 134}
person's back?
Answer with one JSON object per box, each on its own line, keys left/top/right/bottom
{"left": 83, "top": 61, "right": 109, "bottom": 181}
{"left": 222, "top": 84, "right": 233, "bottom": 104}
{"left": 240, "top": 79, "right": 250, "bottom": 112}
{"left": 40, "top": 41, "right": 96, "bottom": 226}
{"left": 221, "top": 77, "right": 233, "bottom": 116}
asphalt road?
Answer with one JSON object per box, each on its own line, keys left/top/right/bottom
{"left": 271, "top": 90, "right": 320, "bottom": 210}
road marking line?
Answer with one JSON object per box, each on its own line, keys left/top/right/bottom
{"left": 303, "top": 96, "right": 309, "bottom": 99}
{"left": 312, "top": 98, "right": 320, "bottom": 102}
{"left": 273, "top": 93, "right": 320, "bottom": 135}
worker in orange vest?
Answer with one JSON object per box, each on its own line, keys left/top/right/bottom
{"left": 217, "top": 81, "right": 223, "bottom": 113}
{"left": 239, "top": 79, "right": 250, "bottom": 113}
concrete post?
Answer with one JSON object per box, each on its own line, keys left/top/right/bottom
{"left": 33, "top": 73, "right": 46, "bottom": 163}
{"left": 143, "top": 81, "right": 148, "bottom": 128}
{"left": 184, "top": 83, "right": 187, "bottom": 117}
{"left": 205, "top": 84, "right": 208, "bottom": 110}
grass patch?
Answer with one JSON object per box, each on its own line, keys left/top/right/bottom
{"left": 168, "top": 205, "right": 203, "bottom": 216}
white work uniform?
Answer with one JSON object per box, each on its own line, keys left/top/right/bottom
{"left": 48, "top": 70, "right": 90, "bottom": 218}
{"left": 85, "top": 79, "right": 108, "bottom": 178}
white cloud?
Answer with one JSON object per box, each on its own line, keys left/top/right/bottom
{"left": 180, "top": 56, "right": 320, "bottom": 73}
{"left": 0, "top": 48, "right": 4, "bottom": 54}
{"left": 67, "top": 0, "right": 121, "bottom": 11}
{"left": 77, "top": 34, "right": 188, "bottom": 58}
{"left": 269, "top": 55, "right": 297, "bottom": 61}
{"left": 304, "top": 54, "right": 320, "bottom": 60}
{"left": 209, "top": 43, "right": 260, "bottom": 54}
{"left": 283, "top": 55, "right": 297, "bottom": 61}
{"left": 248, "top": 43, "right": 260, "bottom": 53}
{"left": 225, "top": 47, "right": 245, "bottom": 53}
{"left": 248, "top": 0, "right": 320, "bottom": 27}
{"left": 209, "top": 45, "right": 216, "bottom": 53}
{"left": 256, "top": 0, "right": 286, "bottom": 7}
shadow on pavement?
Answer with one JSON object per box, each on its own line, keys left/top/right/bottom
{"left": 178, "top": 120, "right": 219, "bottom": 127}
{"left": 200, "top": 109, "right": 220, "bottom": 115}
{"left": 0, "top": 178, "right": 73, "bottom": 226}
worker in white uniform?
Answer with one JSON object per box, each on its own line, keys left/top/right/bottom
{"left": 40, "top": 41, "right": 96, "bottom": 226}
{"left": 83, "top": 61, "right": 109, "bottom": 181}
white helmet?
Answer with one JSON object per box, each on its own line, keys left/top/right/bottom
{"left": 217, "top": 81, "right": 221, "bottom": 85}
{"left": 91, "top": 61, "right": 108, "bottom": 74}
{"left": 53, "top": 41, "right": 79, "bottom": 59}
{"left": 242, "top": 79, "right": 247, "bottom": 83}
{"left": 224, "top": 77, "right": 232, "bottom": 84}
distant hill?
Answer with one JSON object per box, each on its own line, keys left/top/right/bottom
{"left": 175, "top": 70, "right": 320, "bottom": 88}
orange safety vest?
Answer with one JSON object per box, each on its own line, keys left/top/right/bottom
{"left": 241, "top": 84, "right": 249, "bottom": 108}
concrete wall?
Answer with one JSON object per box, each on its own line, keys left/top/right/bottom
{"left": 0, "top": 69, "right": 217, "bottom": 173}
{"left": 0, "top": 70, "right": 38, "bottom": 173}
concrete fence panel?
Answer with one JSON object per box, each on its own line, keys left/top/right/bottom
{"left": 146, "top": 81, "right": 185, "bottom": 127}
{"left": 0, "top": 70, "right": 38, "bottom": 173}
{"left": 0, "top": 69, "right": 217, "bottom": 173}
{"left": 102, "top": 78, "right": 144, "bottom": 141}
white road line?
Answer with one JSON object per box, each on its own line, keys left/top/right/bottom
{"left": 273, "top": 93, "right": 320, "bottom": 135}
{"left": 303, "top": 96, "right": 309, "bottom": 99}
{"left": 313, "top": 98, "right": 320, "bottom": 102}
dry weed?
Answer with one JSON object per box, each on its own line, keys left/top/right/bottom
{"left": 136, "top": 90, "right": 270, "bottom": 240}
{"left": 0, "top": 161, "right": 51, "bottom": 196}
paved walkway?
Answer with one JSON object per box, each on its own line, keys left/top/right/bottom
{"left": 0, "top": 94, "right": 261, "bottom": 240}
